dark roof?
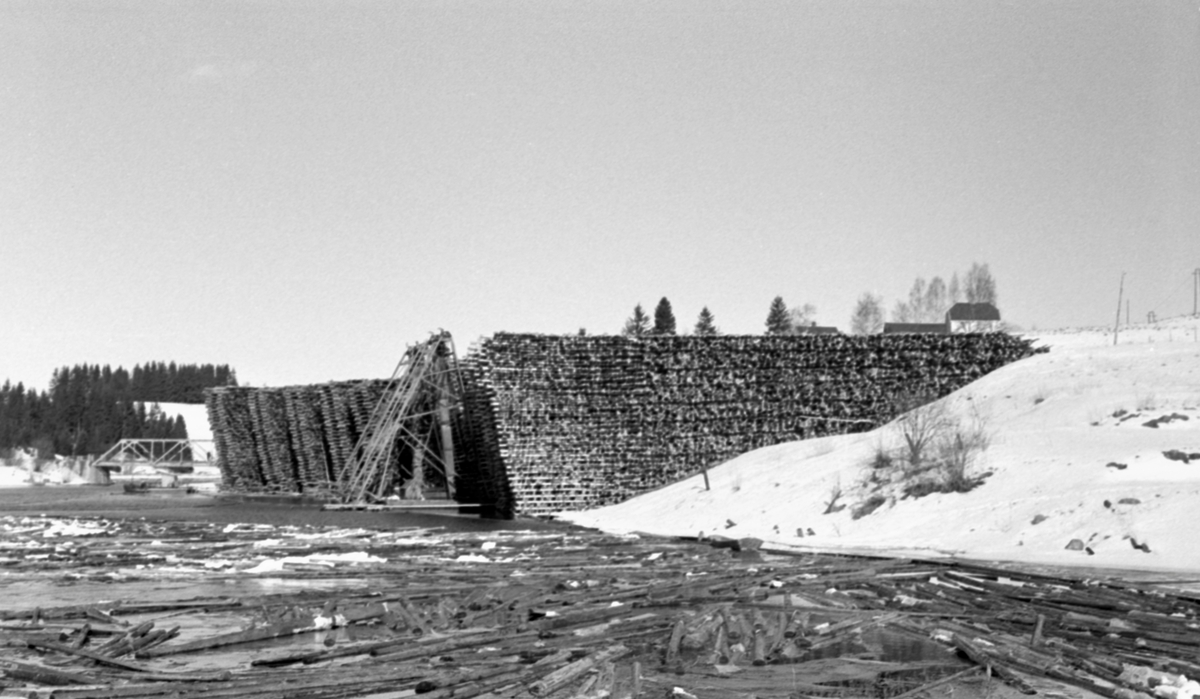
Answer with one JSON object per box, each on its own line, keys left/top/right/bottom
{"left": 882, "top": 323, "right": 947, "bottom": 334}
{"left": 795, "top": 325, "right": 841, "bottom": 335}
{"left": 946, "top": 303, "right": 1001, "bottom": 322}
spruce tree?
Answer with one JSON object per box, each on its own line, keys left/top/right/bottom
{"left": 652, "top": 297, "right": 676, "bottom": 335}
{"left": 622, "top": 304, "right": 650, "bottom": 336}
{"left": 694, "top": 307, "right": 718, "bottom": 336}
{"left": 765, "top": 296, "right": 792, "bottom": 335}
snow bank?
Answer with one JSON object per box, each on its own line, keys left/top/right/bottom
{"left": 559, "top": 315, "right": 1200, "bottom": 573}
{"left": 154, "top": 402, "right": 214, "bottom": 444}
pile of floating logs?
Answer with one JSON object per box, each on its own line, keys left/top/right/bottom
{"left": 460, "top": 333, "right": 1045, "bottom": 515}
{"left": 3, "top": 513, "right": 1199, "bottom": 699}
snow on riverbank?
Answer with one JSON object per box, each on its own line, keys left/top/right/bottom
{"left": 559, "top": 315, "right": 1200, "bottom": 573}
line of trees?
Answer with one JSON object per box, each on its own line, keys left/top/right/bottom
{"left": 619, "top": 263, "right": 1000, "bottom": 339}
{"left": 622, "top": 298, "right": 722, "bottom": 337}
{"left": 852, "top": 263, "right": 999, "bottom": 335}
{"left": 0, "top": 362, "right": 237, "bottom": 458}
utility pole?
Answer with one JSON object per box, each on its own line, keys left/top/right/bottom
{"left": 1193, "top": 268, "right": 1199, "bottom": 316}
{"left": 1126, "top": 299, "right": 1130, "bottom": 327}
{"left": 1114, "top": 272, "right": 1125, "bottom": 346}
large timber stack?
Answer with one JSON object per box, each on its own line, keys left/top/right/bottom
{"left": 459, "top": 333, "right": 1045, "bottom": 516}
{"left": 206, "top": 333, "right": 1044, "bottom": 516}
{"left": 206, "top": 380, "right": 394, "bottom": 496}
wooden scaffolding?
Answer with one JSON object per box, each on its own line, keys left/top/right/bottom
{"left": 333, "top": 331, "right": 467, "bottom": 504}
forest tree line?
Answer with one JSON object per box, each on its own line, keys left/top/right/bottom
{"left": 0, "top": 362, "right": 237, "bottom": 457}
{"left": 621, "top": 263, "right": 1000, "bottom": 337}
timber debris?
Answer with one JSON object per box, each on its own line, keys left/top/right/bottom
{"left": 4, "top": 514, "right": 1200, "bottom": 698}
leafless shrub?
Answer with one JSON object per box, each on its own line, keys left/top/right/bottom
{"left": 823, "top": 478, "right": 845, "bottom": 514}
{"left": 851, "top": 494, "right": 887, "bottom": 519}
{"left": 874, "top": 393, "right": 994, "bottom": 499}
{"left": 868, "top": 440, "right": 894, "bottom": 471}
{"left": 894, "top": 394, "right": 950, "bottom": 473}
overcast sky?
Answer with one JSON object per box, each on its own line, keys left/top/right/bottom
{"left": 3, "top": 0, "right": 1198, "bottom": 390}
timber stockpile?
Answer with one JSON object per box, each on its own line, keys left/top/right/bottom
{"left": 4, "top": 514, "right": 1200, "bottom": 699}
{"left": 206, "top": 380, "right": 396, "bottom": 497}
{"left": 204, "top": 333, "right": 477, "bottom": 506}
{"left": 461, "top": 333, "right": 1046, "bottom": 516}
{"left": 204, "top": 333, "right": 1043, "bottom": 516}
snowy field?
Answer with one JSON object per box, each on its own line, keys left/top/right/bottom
{"left": 560, "top": 316, "right": 1200, "bottom": 573}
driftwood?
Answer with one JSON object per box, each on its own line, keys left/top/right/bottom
{"left": 6, "top": 513, "right": 1200, "bottom": 699}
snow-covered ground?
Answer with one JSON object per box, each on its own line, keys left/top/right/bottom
{"left": 156, "top": 402, "right": 214, "bottom": 442}
{"left": 560, "top": 315, "right": 1200, "bottom": 573}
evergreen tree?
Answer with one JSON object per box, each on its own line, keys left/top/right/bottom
{"left": 765, "top": 296, "right": 791, "bottom": 335}
{"left": 652, "top": 297, "right": 676, "bottom": 335}
{"left": 0, "top": 361, "right": 235, "bottom": 454}
{"left": 694, "top": 307, "right": 719, "bottom": 336}
{"left": 622, "top": 304, "right": 650, "bottom": 336}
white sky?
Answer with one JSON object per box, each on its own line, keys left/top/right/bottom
{"left": 3, "top": 1, "right": 1199, "bottom": 389}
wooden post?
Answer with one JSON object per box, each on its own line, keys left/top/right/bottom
{"left": 438, "top": 394, "right": 456, "bottom": 500}
{"left": 1114, "top": 273, "right": 1125, "bottom": 346}
{"left": 1031, "top": 613, "right": 1045, "bottom": 646}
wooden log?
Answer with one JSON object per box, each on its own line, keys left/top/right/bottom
{"left": 0, "top": 659, "right": 97, "bottom": 685}
{"left": 25, "top": 638, "right": 147, "bottom": 671}
{"left": 528, "top": 644, "right": 630, "bottom": 696}
{"left": 139, "top": 613, "right": 338, "bottom": 657}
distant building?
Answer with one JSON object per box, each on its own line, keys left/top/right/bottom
{"left": 947, "top": 302, "right": 1002, "bottom": 333}
{"left": 794, "top": 323, "right": 841, "bottom": 335}
{"left": 882, "top": 322, "right": 947, "bottom": 335}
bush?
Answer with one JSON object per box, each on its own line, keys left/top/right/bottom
{"left": 868, "top": 394, "right": 994, "bottom": 501}
{"left": 823, "top": 479, "right": 846, "bottom": 514}
{"left": 902, "top": 480, "right": 942, "bottom": 499}
{"left": 851, "top": 494, "right": 887, "bottom": 519}
{"left": 869, "top": 442, "right": 893, "bottom": 471}
{"left": 893, "top": 395, "right": 949, "bottom": 473}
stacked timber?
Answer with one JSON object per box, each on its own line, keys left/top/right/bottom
{"left": 460, "top": 333, "right": 1045, "bottom": 516}
{"left": 205, "top": 333, "right": 1042, "bottom": 514}
{"left": 204, "top": 387, "right": 262, "bottom": 492}
{"left": 205, "top": 380, "right": 394, "bottom": 495}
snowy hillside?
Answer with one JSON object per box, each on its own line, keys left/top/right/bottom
{"left": 559, "top": 315, "right": 1200, "bottom": 573}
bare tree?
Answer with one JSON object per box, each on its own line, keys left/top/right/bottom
{"left": 787, "top": 303, "right": 818, "bottom": 332}
{"left": 907, "top": 278, "right": 927, "bottom": 320}
{"left": 850, "top": 293, "right": 884, "bottom": 334}
{"left": 923, "top": 276, "right": 948, "bottom": 321}
{"left": 892, "top": 272, "right": 969, "bottom": 322}
{"left": 965, "top": 263, "right": 997, "bottom": 304}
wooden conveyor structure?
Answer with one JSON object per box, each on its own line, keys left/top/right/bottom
{"left": 333, "top": 332, "right": 466, "bottom": 504}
